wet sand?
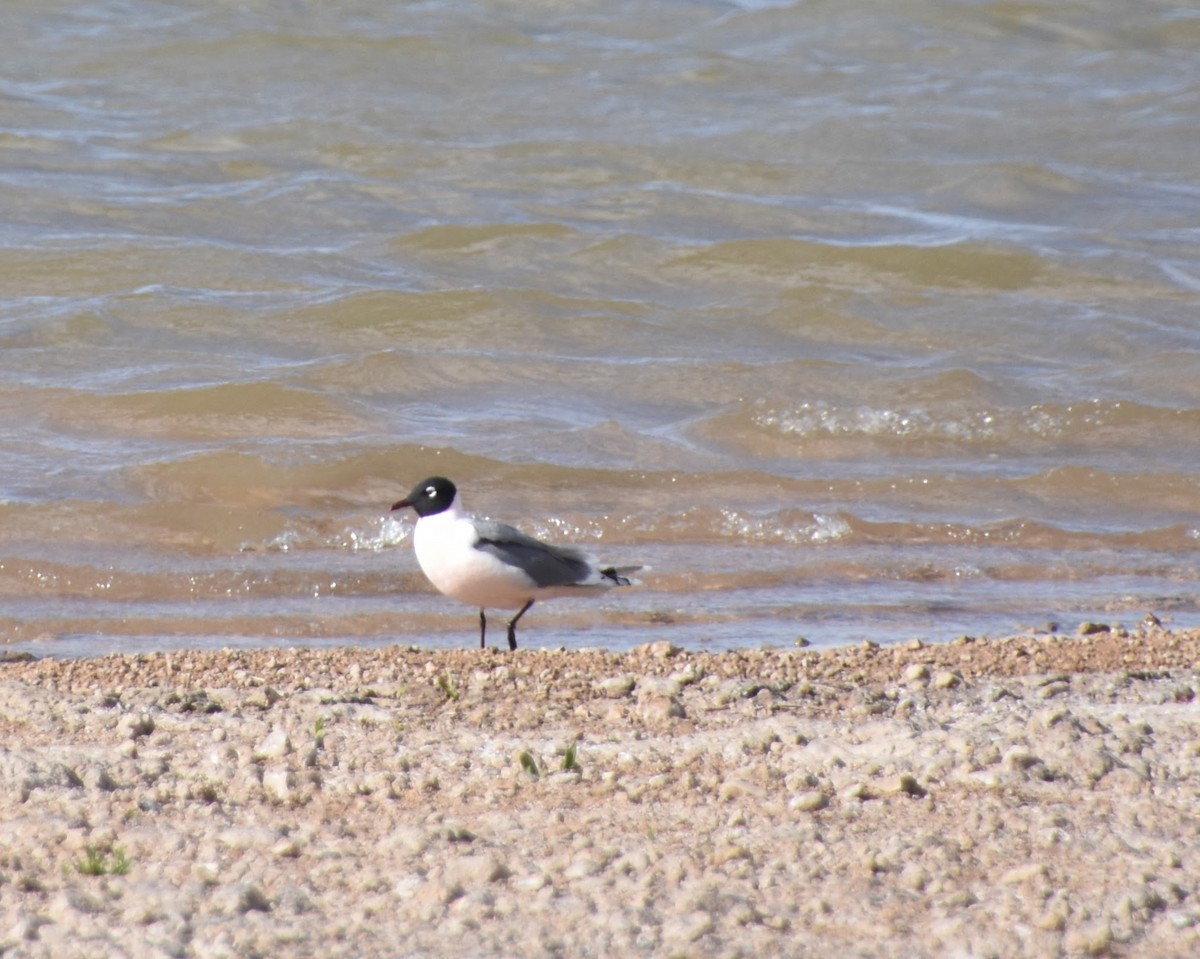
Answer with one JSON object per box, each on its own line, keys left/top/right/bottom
{"left": 1, "top": 625, "right": 1197, "bottom": 957}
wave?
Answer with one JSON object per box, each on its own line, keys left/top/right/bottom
{"left": 709, "top": 396, "right": 1200, "bottom": 469}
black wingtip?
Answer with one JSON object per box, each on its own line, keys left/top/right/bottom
{"left": 601, "top": 565, "right": 641, "bottom": 586}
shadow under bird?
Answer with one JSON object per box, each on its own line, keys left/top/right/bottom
{"left": 391, "top": 476, "right": 639, "bottom": 650}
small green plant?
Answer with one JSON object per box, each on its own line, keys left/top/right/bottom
{"left": 75, "top": 846, "right": 132, "bottom": 877}
{"left": 435, "top": 673, "right": 460, "bottom": 701}
{"left": 313, "top": 716, "right": 328, "bottom": 749}
{"left": 561, "top": 741, "right": 580, "bottom": 772}
{"left": 518, "top": 750, "right": 541, "bottom": 778}
{"left": 75, "top": 847, "right": 106, "bottom": 876}
{"left": 110, "top": 847, "right": 133, "bottom": 875}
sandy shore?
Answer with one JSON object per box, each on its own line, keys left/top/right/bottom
{"left": 1, "top": 625, "right": 1197, "bottom": 958}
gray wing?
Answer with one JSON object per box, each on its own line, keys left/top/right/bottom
{"left": 471, "top": 520, "right": 594, "bottom": 589}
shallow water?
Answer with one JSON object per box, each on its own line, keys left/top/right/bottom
{"left": 3, "top": 0, "right": 1200, "bottom": 656}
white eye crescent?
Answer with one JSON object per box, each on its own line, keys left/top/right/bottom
{"left": 426, "top": 486, "right": 438, "bottom": 497}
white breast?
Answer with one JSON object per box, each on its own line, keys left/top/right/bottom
{"left": 412, "top": 508, "right": 537, "bottom": 611}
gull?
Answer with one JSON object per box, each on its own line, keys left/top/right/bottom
{"left": 391, "top": 476, "right": 638, "bottom": 649}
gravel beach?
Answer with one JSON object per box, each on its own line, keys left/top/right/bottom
{"left": 1, "top": 625, "right": 1198, "bottom": 958}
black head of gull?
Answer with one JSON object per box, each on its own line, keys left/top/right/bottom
{"left": 391, "top": 476, "right": 457, "bottom": 518}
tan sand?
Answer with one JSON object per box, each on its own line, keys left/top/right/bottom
{"left": 0, "top": 624, "right": 1197, "bottom": 957}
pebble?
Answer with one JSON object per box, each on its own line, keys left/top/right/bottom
{"left": 898, "top": 864, "right": 928, "bottom": 891}
{"left": 119, "top": 712, "right": 156, "bottom": 740}
{"left": 635, "top": 640, "right": 681, "bottom": 660}
{"left": 711, "top": 844, "right": 751, "bottom": 867}
{"left": 789, "top": 791, "right": 830, "bottom": 812}
{"left": 889, "top": 773, "right": 926, "bottom": 798}
{"left": 1000, "top": 863, "right": 1048, "bottom": 885}
{"left": 662, "top": 910, "right": 714, "bottom": 944}
{"left": 1003, "top": 747, "right": 1043, "bottom": 771}
{"left": 637, "top": 694, "right": 685, "bottom": 722}
{"left": 271, "top": 838, "right": 302, "bottom": 858}
{"left": 262, "top": 766, "right": 295, "bottom": 802}
{"left": 1035, "top": 907, "right": 1067, "bottom": 931}
{"left": 385, "top": 825, "right": 430, "bottom": 857}
{"left": 1064, "top": 921, "right": 1112, "bottom": 955}
{"left": 1038, "top": 680, "right": 1070, "bottom": 699}
{"left": 443, "top": 854, "right": 511, "bottom": 888}
{"left": 842, "top": 782, "right": 875, "bottom": 801}
{"left": 595, "top": 676, "right": 636, "bottom": 698}
{"left": 932, "top": 670, "right": 962, "bottom": 690}
{"left": 236, "top": 884, "right": 273, "bottom": 915}
{"left": 253, "top": 726, "right": 292, "bottom": 760}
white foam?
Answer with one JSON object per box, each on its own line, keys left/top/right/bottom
{"left": 717, "top": 508, "right": 850, "bottom": 545}
{"left": 338, "top": 516, "right": 410, "bottom": 552}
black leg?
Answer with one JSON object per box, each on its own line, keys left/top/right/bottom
{"left": 506, "top": 600, "right": 534, "bottom": 651}
{"left": 479, "top": 609, "right": 487, "bottom": 649}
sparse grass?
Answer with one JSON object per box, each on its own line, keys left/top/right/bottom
{"left": 518, "top": 742, "right": 581, "bottom": 777}
{"left": 75, "top": 845, "right": 132, "bottom": 877}
{"left": 75, "top": 847, "right": 107, "bottom": 876}
{"left": 436, "top": 673, "right": 460, "bottom": 701}
{"left": 518, "top": 750, "right": 541, "bottom": 778}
